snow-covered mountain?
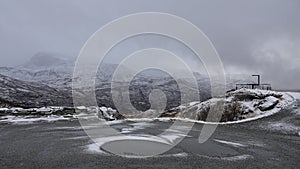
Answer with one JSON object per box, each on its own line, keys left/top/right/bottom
{"left": 0, "top": 52, "right": 254, "bottom": 90}
{"left": 0, "top": 52, "right": 257, "bottom": 110}
{"left": 0, "top": 52, "right": 119, "bottom": 89}
{"left": 0, "top": 52, "right": 73, "bottom": 89}
{"left": 0, "top": 74, "right": 72, "bottom": 108}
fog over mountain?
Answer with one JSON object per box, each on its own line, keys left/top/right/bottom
{"left": 0, "top": 52, "right": 257, "bottom": 108}
{"left": 0, "top": 0, "right": 299, "bottom": 89}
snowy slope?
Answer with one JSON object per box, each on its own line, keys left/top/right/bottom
{"left": 0, "top": 74, "right": 72, "bottom": 108}
{"left": 0, "top": 52, "right": 73, "bottom": 89}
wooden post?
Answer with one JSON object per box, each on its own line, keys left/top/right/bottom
{"left": 252, "top": 75, "right": 260, "bottom": 85}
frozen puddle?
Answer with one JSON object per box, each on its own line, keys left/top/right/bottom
{"left": 83, "top": 121, "right": 191, "bottom": 158}
{"left": 85, "top": 134, "right": 186, "bottom": 158}
{"left": 100, "top": 139, "right": 173, "bottom": 157}
{"left": 80, "top": 121, "right": 250, "bottom": 158}
{"left": 86, "top": 141, "right": 188, "bottom": 158}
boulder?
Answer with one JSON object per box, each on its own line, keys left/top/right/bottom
{"left": 258, "top": 96, "right": 279, "bottom": 111}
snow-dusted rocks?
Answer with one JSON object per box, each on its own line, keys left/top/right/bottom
{"left": 98, "top": 107, "right": 123, "bottom": 121}
{"left": 227, "top": 88, "right": 283, "bottom": 100}
{"left": 160, "top": 89, "right": 295, "bottom": 123}
{"left": 257, "top": 96, "right": 279, "bottom": 111}
{"left": 0, "top": 106, "right": 122, "bottom": 123}
{"left": 0, "top": 107, "right": 65, "bottom": 116}
{"left": 0, "top": 89, "right": 297, "bottom": 124}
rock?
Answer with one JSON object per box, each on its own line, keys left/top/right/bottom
{"left": 98, "top": 107, "right": 120, "bottom": 121}
{"left": 258, "top": 96, "right": 279, "bottom": 111}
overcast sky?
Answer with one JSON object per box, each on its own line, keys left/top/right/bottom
{"left": 0, "top": 0, "right": 299, "bottom": 89}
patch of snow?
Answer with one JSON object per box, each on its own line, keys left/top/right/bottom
{"left": 36, "top": 107, "right": 52, "bottom": 112}
{"left": 246, "top": 141, "right": 266, "bottom": 147}
{"left": 105, "top": 120, "right": 126, "bottom": 125}
{"left": 99, "top": 107, "right": 108, "bottom": 112}
{"left": 85, "top": 143, "right": 105, "bottom": 154}
{"left": 263, "top": 122, "right": 300, "bottom": 135}
{"left": 121, "top": 122, "right": 155, "bottom": 134}
{"left": 213, "top": 139, "right": 247, "bottom": 148}
{"left": 220, "top": 154, "right": 253, "bottom": 161}
{"left": 10, "top": 107, "right": 23, "bottom": 111}
{"left": 160, "top": 133, "right": 192, "bottom": 144}
{"left": 189, "top": 101, "right": 200, "bottom": 106}
{"left": 0, "top": 115, "right": 70, "bottom": 124}
{"left": 157, "top": 152, "right": 188, "bottom": 158}
{"left": 62, "top": 136, "right": 89, "bottom": 140}
{"left": 288, "top": 92, "right": 300, "bottom": 100}
{"left": 76, "top": 106, "right": 87, "bottom": 110}
{"left": 16, "top": 88, "right": 31, "bottom": 92}
{"left": 198, "top": 154, "right": 253, "bottom": 161}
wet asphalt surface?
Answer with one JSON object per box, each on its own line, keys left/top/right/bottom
{"left": 0, "top": 101, "right": 299, "bottom": 169}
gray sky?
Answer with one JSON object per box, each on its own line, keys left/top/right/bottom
{"left": 0, "top": 0, "right": 299, "bottom": 89}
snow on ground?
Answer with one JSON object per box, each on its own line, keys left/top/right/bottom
{"left": 85, "top": 143, "right": 104, "bottom": 154}
{"left": 213, "top": 139, "right": 247, "bottom": 148}
{"left": 288, "top": 92, "right": 300, "bottom": 100}
{"left": 227, "top": 89, "right": 295, "bottom": 120}
{"left": 158, "top": 89, "right": 296, "bottom": 124}
{"left": 264, "top": 122, "right": 300, "bottom": 136}
{"left": 197, "top": 154, "right": 253, "bottom": 161}
{"left": 81, "top": 120, "right": 191, "bottom": 158}
{"left": 159, "top": 132, "right": 192, "bottom": 143}
{"left": 121, "top": 122, "right": 155, "bottom": 134}
{"left": 256, "top": 91, "right": 300, "bottom": 135}
{"left": 0, "top": 89, "right": 298, "bottom": 125}
{"left": 0, "top": 115, "right": 70, "bottom": 124}
{"left": 220, "top": 154, "right": 253, "bottom": 161}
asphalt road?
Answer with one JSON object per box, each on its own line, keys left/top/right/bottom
{"left": 0, "top": 101, "right": 299, "bottom": 169}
